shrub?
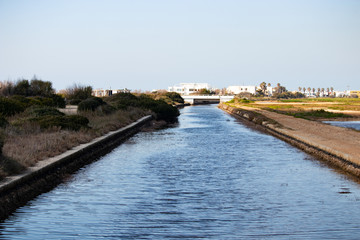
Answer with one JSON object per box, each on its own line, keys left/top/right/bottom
{"left": 151, "top": 102, "right": 179, "bottom": 122}
{"left": 96, "top": 104, "right": 116, "bottom": 115}
{"left": 0, "top": 116, "right": 8, "bottom": 128}
{"left": 9, "top": 94, "right": 66, "bottom": 108}
{"left": 49, "top": 94, "right": 66, "bottom": 108}
{"left": 292, "top": 109, "right": 350, "bottom": 120}
{"left": 0, "top": 97, "right": 25, "bottom": 116}
{"left": 64, "top": 84, "right": 93, "bottom": 103}
{"left": 33, "top": 115, "right": 89, "bottom": 131}
{"left": 69, "top": 99, "right": 82, "bottom": 105}
{"left": 78, "top": 97, "right": 105, "bottom": 112}
{"left": 25, "top": 106, "right": 65, "bottom": 117}
{"left": 164, "top": 92, "right": 184, "bottom": 104}
{"left": 106, "top": 92, "right": 139, "bottom": 109}
{"left": 106, "top": 92, "right": 179, "bottom": 122}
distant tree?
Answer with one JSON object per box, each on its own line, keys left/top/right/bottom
{"left": 312, "top": 88, "right": 315, "bottom": 95}
{"left": 260, "top": 82, "right": 267, "bottom": 91}
{"left": 197, "top": 88, "right": 213, "bottom": 95}
{"left": 65, "top": 84, "right": 93, "bottom": 104}
{"left": 14, "top": 80, "right": 30, "bottom": 96}
{"left": 303, "top": 87, "right": 306, "bottom": 93}
{"left": 256, "top": 88, "right": 265, "bottom": 97}
{"left": 330, "top": 87, "right": 334, "bottom": 97}
{"left": 29, "top": 78, "right": 54, "bottom": 97}
{"left": 298, "top": 87, "right": 302, "bottom": 92}
{"left": 275, "top": 83, "right": 286, "bottom": 94}
{"left": 307, "top": 87, "right": 311, "bottom": 94}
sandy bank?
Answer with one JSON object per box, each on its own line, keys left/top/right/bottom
{"left": 219, "top": 103, "right": 360, "bottom": 176}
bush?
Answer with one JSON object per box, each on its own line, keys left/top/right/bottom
{"left": 151, "top": 102, "right": 179, "bottom": 122}
{"left": 96, "top": 104, "right": 116, "bottom": 115}
{"left": 106, "top": 92, "right": 179, "bottom": 122}
{"left": 69, "top": 99, "right": 82, "bottom": 105}
{"left": 65, "top": 84, "right": 93, "bottom": 103}
{"left": 292, "top": 109, "right": 350, "bottom": 119}
{"left": 0, "top": 97, "right": 25, "bottom": 116}
{"left": 0, "top": 116, "right": 8, "bottom": 128}
{"left": 25, "top": 106, "right": 65, "bottom": 117}
{"left": 9, "top": 94, "right": 66, "bottom": 109}
{"left": 106, "top": 92, "right": 139, "bottom": 109}
{"left": 164, "top": 92, "right": 184, "bottom": 104}
{"left": 78, "top": 97, "right": 105, "bottom": 112}
{"left": 49, "top": 94, "right": 66, "bottom": 108}
{"left": 33, "top": 115, "right": 89, "bottom": 131}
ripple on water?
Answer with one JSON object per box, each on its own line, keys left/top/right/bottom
{"left": 1, "top": 105, "right": 360, "bottom": 239}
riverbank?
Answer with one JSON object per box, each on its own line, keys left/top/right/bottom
{"left": 219, "top": 103, "right": 360, "bottom": 177}
{"left": 0, "top": 115, "right": 152, "bottom": 220}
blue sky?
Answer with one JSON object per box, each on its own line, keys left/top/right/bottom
{"left": 0, "top": 0, "right": 359, "bottom": 91}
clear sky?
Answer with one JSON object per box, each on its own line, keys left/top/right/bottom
{"left": 1, "top": 0, "right": 359, "bottom": 92}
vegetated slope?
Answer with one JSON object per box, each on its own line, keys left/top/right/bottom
{"left": 0, "top": 80, "right": 181, "bottom": 180}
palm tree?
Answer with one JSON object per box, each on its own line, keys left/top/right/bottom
{"left": 298, "top": 87, "right": 302, "bottom": 92}
{"left": 303, "top": 87, "right": 306, "bottom": 93}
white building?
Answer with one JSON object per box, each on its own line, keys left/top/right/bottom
{"left": 226, "top": 86, "right": 257, "bottom": 95}
{"left": 168, "top": 83, "right": 214, "bottom": 95}
{"left": 92, "top": 88, "right": 130, "bottom": 97}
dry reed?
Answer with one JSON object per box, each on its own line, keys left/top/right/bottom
{"left": 1, "top": 107, "right": 149, "bottom": 178}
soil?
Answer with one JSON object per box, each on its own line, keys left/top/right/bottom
{"left": 242, "top": 106, "right": 360, "bottom": 166}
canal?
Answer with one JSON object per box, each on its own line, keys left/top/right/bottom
{"left": 1, "top": 105, "right": 360, "bottom": 239}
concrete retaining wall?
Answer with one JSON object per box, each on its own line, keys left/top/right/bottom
{"left": 0, "top": 115, "right": 153, "bottom": 220}
{"left": 219, "top": 103, "right": 360, "bottom": 177}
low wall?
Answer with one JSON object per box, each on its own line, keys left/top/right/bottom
{"left": 219, "top": 103, "right": 360, "bottom": 177}
{"left": 0, "top": 115, "right": 153, "bottom": 220}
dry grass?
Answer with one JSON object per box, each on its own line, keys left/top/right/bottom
{"left": 0, "top": 107, "right": 149, "bottom": 179}
{"left": 230, "top": 98, "right": 360, "bottom": 118}
{"left": 81, "top": 107, "right": 150, "bottom": 136}
{"left": 3, "top": 130, "right": 94, "bottom": 167}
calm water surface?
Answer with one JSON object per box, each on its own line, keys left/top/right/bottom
{"left": 1, "top": 105, "right": 360, "bottom": 239}
{"left": 324, "top": 120, "right": 360, "bottom": 131}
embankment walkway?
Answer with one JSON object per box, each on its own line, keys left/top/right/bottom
{"left": 220, "top": 104, "right": 360, "bottom": 176}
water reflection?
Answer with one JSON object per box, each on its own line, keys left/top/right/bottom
{"left": 1, "top": 105, "right": 360, "bottom": 239}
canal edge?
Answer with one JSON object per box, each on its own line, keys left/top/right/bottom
{"left": 218, "top": 103, "right": 360, "bottom": 178}
{"left": 0, "top": 115, "right": 153, "bottom": 220}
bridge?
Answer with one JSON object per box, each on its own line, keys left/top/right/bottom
{"left": 182, "top": 95, "right": 235, "bottom": 105}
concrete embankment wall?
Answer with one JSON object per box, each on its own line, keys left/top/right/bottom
{"left": 0, "top": 115, "right": 153, "bottom": 220}
{"left": 219, "top": 103, "right": 360, "bottom": 177}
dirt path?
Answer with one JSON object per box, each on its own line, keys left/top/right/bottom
{"left": 247, "top": 107, "right": 360, "bottom": 165}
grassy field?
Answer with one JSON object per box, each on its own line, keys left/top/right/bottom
{"left": 228, "top": 97, "right": 360, "bottom": 121}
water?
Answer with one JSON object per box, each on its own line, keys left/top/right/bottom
{"left": 323, "top": 120, "right": 360, "bottom": 131}
{"left": 1, "top": 105, "right": 360, "bottom": 239}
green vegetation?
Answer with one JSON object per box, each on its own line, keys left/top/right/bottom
{"left": 279, "top": 99, "right": 305, "bottom": 103}
{"left": 227, "top": 97, "right": 254, "bottom": 104}
{"left": 106, "top": 92, "right": 180, "bottom": 122}
{"left": 0, "top": 80, "right": 181, "bottom": 180}
{"left": 63, "top": 84, "right": 93, "bottom": 105}
{"left": 289, "top": 109, "right": 351, "bottom": 120}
